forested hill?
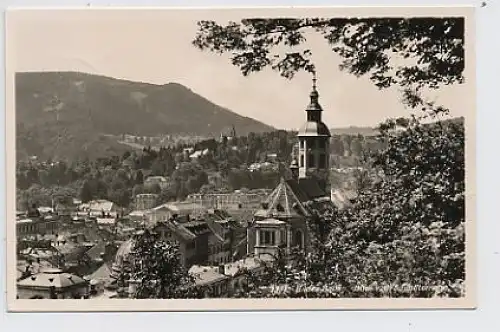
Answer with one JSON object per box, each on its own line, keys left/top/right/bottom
{"left": 15, "top": 71, "right": 275, "bottom": 161}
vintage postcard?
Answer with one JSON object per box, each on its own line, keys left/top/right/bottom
{"left": 5, "top": 6, "right": 476, "bottom": 311}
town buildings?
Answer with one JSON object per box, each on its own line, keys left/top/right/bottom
{"left": 79, "top": 199, "right": 120, "bottom": 218}
{"left": 16, "top": 80, "right": 349, "bottom": 300}
{"left": 17, "top": 268, "right": 89, "bottom": 299}
{"left": 133, "top": 193, "right": 158, "bottom": 210}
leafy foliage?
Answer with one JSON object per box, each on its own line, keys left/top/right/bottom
{"left": 239, "top": 118, "right": 465, "bottom": 298}
{"left": 194, "top": 17, "right": 464, "bottom": 114}
{"left": 17, "top": 128, "right": 381, "bottom": 211}
{"left": 127, "top": 229, "right": 202, "bottom": 299}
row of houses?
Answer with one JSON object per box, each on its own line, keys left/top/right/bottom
{"left": 188, "top": 255, "right": 273, "bottom": 298}
{"left": 111, "top": 208, "right": 247, "bottom": 278}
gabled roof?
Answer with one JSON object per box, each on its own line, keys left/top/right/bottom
{"left": 84, "top": 242, "right": 106, "bottom": 261}
{"left": 154, "top": 221, "right": 197, "bottom": 242}
{"left": 86, "top": 263, "right": 112, "bottom": 283}
{"left": 183, "top": 221, "right": 212, "bottom": 236}
{"left": 254, "top": 177, "right": 308, "bottom": 219}
{"left": 286, "top": 178, "right": 326, "bottom": 202}
{"left": 223, "top": 257, "right": 266, "bottom": 277}
{"left": 81, "top": 199, "right": 116, "bottom": 212}
{"left": 188, "top": 265, "right": 228, "bottom": 286}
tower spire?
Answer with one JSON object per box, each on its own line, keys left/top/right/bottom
{"left": 306, "top": 72, "right": 322, "bottom": 119}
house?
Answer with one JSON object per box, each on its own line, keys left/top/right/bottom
{"left": 189, "top": 148, "right": 210, "bottom": 160}
{"left": 146, "top": 201, "right": 205, "bottom": 224}
{"left": 37, "top": 206, "right": 53, "bottom": 215}
{"left": 146, "top": 204, "right": 174, "bottom": 225}
{"left": 134, "top": 193, "right": 158, "bottom": 210}
{"left": 206, "top": 227, "right": 226, "bottom": 266}
{"left": 188, "top": 265, "right": 229, "bottom": 298}
{"left": 79, "top": 199, "right": 120, "bottom": 218}
{"left": 188, "top": 256, "right": 272, "bottom": 298}
{"left": 203, "top": 210, "right": 246, "bottom": 264}
{"left": 17, "top": 268, "right": 89, "bottom": 299}
{"left": 54, "top": 202, "right": 76, "bottom": 216}
{"left": 85, "top": 263, "right": 113, "bottom": 297}
{"left": 127, "top": 210, "right": 149, "bottom": 223}
{"left": 222, "top": 256, "right": 272, "bottom": 296}
{"left": 144, "top": 176, "right": 169, "bottom": 189}
{"left": 16, "top": 259, "right": 56, "bottom": 281}
{"left": 16, "top": 217, "right": 60, "bottom": 239}
{"left": 153, "top": 219, "right": 213, "bottom": 268}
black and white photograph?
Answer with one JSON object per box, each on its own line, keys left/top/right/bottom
{"left": 5, "top": 6, "right": 476, "bottom": 311}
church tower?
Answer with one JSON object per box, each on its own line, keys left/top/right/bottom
{"left": 297, "top": 74, "right": 331, "bottom": 193}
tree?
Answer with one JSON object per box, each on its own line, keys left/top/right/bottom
{"left": 193, "top": 17, "right": 464, "bottom": 114}
{"left": 238, "top": 118, "right": 465, "bottom": 298}
{"left": 135, "top": 170, "right": 144, "bottom": 185}
{"left": 326, "top": 118, "right": 465, "bottom": 297}
{"left": 128, "top": 229, "right": 201, "bottom": 299}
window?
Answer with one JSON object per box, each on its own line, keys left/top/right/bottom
{"left": 299, "top": 140, "right": 305, "bottom": 149}
{"left": 308, "top": 153, "right": 315, "bottom": 168}
{"left": 259, "top": 230, "right": 276, "bottom": 246}
{"left": 187, "top": 241, "right": 196, "bottom": 250}
{"left": 280, "top": 229, "right": 286, "bottom": 245}
{"left": 319, "top": 154, "right": 327, "bottom": 169}
{"left": 300, "top": 155, "right": 304, "bottom": 167}
{"left": 318, "top": 139, "right": 326, "bottom": 149}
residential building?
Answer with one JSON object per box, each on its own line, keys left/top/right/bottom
{"left": 146, "top": 201, "right": 205, "bottom": 225}
{"left": 16, "top": 216, "right": 60, "bottom": 239}
{"left": 17, "top": 268, "right": 89, "bottom": 299}
{"left": 203, "top": 209, "right": 246, "bottom": 264}
{"left": 189, "top": 265, "right": 229, "bottom": 298}
{"left": 144, "top": 176, "right": 169, "bottom": 190}
{"left": 188, "top": 256, "right": 272, "bottom": 298}
{"left": 79, "top": 199, "right": 120, "bottom": 218}
{"left": 54, "top": 202, "right": 76, "bottom": 217}
{"left": 134, "top": 193, "right": 158, "bottom": 210}
{"left": 187, "top": 189, "right": 272, "bottom": 211}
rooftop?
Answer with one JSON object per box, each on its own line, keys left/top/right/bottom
{"left": 17, "top": 269, "right": 87, "bottom": 289}
{"left": 188, "top": 265, "right": 228, "bottom": 286}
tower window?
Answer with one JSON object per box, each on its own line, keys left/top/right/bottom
{"left": 319, "top": 154, "right": 327, "bottom": 168}
{"left": 299, "top": 140, "right": 305, "bottom": 149}
{"left": 300, "top": 155, "right": 304, "bottom": 167}
{"left": 259, "top": 230, "right": 276, "bottom": 246}
{"left": 308, "top": 154, "right": 315, "bottom": 168}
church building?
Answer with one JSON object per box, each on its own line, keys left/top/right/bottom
{"left": 247, "top": 75, "right": 337, "bottom": 260}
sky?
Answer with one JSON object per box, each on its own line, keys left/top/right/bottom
{"left": 8, "top": 8, "right": 472, "bottom": 130}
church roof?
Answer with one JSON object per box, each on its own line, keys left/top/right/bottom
{"left": 254, "top": 178, "right": 307, "bottom": 218}
{"left": 286, "top": 178, "right": 327, "bottom": 202}
{"left": 254, "top": 176, "right": 337, "bottom": 219}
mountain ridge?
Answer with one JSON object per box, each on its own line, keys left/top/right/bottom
{"left": 15, "top": 71, "right": 275, "bottom": 161}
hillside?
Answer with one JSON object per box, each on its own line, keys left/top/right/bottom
{"left": 330, "top": 126, "right": 378, "bottom": 136}
{"left": 15, "top": 71, "right": 274, "bottom": 161}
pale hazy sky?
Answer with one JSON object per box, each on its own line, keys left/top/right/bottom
{"left": 8, "top": 8, "right": 471, "bottom": 130}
